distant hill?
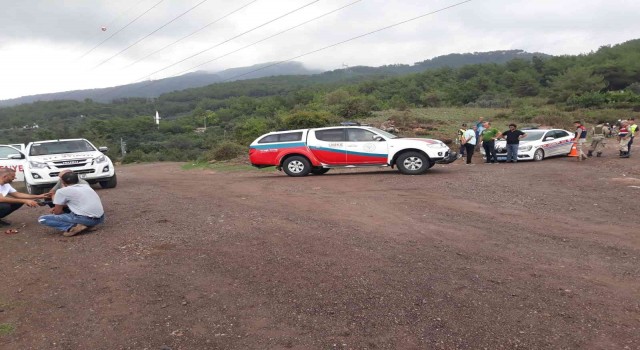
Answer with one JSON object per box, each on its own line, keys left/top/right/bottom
{"left": 0, "top": 62, "right": 322, "bottom": 107}
{"left": 0, "top": 50, "right": 550, "bottom": 107}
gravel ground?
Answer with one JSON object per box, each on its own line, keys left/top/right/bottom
{"left": 0, "top": 146, "right": 639, "bottom": 349}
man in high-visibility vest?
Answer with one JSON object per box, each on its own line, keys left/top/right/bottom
{"left": 588, "top": 121, "right": 609, "bottom": 157}
{"left": 573, "top": 121, "right": 588, "bottom": 161}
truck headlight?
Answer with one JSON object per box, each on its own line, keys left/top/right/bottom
{"left": 519, "top": 145, "right": 532, "bottom": 152}
{"left": 95, "top": 155, "right": 107, "bottom": 164}
{"left": 29, "top": 161, "right": 47, "bottom": 169}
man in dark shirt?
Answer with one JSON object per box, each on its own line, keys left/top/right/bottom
{"left": 502, "top": 124, "right": 527, "bottom": 163}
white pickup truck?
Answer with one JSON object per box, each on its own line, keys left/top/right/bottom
{"left": 249, "top": 125, "right": 457, "bottom": 176}
{"left": 0, "top": 138, "right": 117, "bottom": 194}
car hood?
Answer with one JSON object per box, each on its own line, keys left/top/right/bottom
{"left": 29, "top": 152, "right": 101, "bottom": 162}
{"left": 389, "top": 138, "right": 447, "bottom": 147}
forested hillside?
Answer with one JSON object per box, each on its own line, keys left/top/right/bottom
{"left": 0, "top": 39, "right": 638, "bottom": 164}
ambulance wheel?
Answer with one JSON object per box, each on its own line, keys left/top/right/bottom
{"left": 396, "top": 151, "right": 429, "bottom": 175}
{"left": 283, "top": 156, "right": 311, "bottom": 177}
{"left": 533, "top": 149, "right": 545, "bottom": 161}
{"left": 311, "top": 167, "right": 330, "bottom": 175}
{"left": 26, "top": 183, "right": 44, "bottom": 195}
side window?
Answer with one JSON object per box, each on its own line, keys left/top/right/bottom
{"left": 315, "top": 129, "right": 345, "bottom": 142}
{"left": 258, "top": 135, "right": 279, "bottom": 144}
{"left": 278, "top": 132, "right": 302, "bottom": 142}
{"left": 0, "top": 146, "right": 19, "bottom": 159}
{"left": 554, "top": 130, "right": 569, "bottom": 139}
{"left": 543, "top": 131, "right": 555, "bottom": 141}
{"left": 347, "top": 129, "right": 378, "bottom": 142}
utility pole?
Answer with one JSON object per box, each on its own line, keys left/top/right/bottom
{"left": 120, "top": 138, "right": 126, "bottom": 156}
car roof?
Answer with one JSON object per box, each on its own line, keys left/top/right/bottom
{"left": 29, "top": 138, "right": 87, "bottom": 144}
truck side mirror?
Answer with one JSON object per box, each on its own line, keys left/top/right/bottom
{"left": 98, "top": 146, "right": 109, "bottom": 153}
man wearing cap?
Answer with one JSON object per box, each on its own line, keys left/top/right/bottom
{"left": 588, "top": 121, "right": 609, "bottom": 157}
{"left": 573, "top": 120, "right": 588, "bottom": 161}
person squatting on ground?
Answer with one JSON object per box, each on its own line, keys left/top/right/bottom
{"left": 42, "top": 169, "right": 89, "bottom": 213}
{"left": 0, "top": 168, "right": 49, "bottom": 226}
{"left": 573, "top": 121, "right": 588, "bottom": 161}
{"left": 38, "top": 172, "right": 105, "bottom": 237}
{"left": 629, "top": 117, "right": 637, "bottom": 155}
{"left": 501, "top": 123, "right": 526, "bottom": 163}
{"left": 588, "top": 122, "right": 610, "bottom": 157}
{"left": 618, "top": 121, "right": 631, "bottom": 158}
{"left": 462, "top": 124, "right": 477, "bottom": 165}
{"left": 481, "top": 121, "right": 501, "bottom": 164}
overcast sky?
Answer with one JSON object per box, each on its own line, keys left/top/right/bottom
{"left": 1, "top": 0, "right": 638, "bottom": 100}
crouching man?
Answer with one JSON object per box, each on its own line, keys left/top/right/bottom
{"left": 38, "top": 172, "right": 105, "bottom": 237}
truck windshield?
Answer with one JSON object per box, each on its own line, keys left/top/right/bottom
{"left": 30, "top": 140, "right": 96, "bottom": 156}
{"left": 368, "top": 127, "right": 398, "bottom": 139}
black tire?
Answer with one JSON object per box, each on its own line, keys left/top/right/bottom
{"left": 99, "top": 174, "right": 118, "bottom": 189}
{"left": 282, "top": 156, "right": 311, "bottom": 177}
{"left": 26, "top": 183, "right": 43, "bottom": 195}
{"left": 533, "top": 148, "right": 545, "bottom": 161}
{"left": 396, "top": 151, "right": 430, "bottom": 175}
{"left": 311, "top": 167, "right": 330, "bottom": 175}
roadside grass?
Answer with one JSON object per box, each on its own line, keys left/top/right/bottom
{"left": 0, "top": 323, "right": 15, "bottom": 336}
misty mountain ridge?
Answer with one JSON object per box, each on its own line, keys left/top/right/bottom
{"left": 0, "top": 50, "right": 550, "bottom": 107}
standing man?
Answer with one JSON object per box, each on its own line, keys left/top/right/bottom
{"left": 618, "top": 121, "right": 631, "bottom": 158}
{"left": 456, "top": 123, "right": 467, "bottom": 158}
{"left": 501, "top": 123, "right": 526, "bottom": 163}
{"left": 573, "top": 120, "right": 588, "bottom": 161}
{"left": 588, "top": 121, "right": 609, "bottom": 157}
{"left": 0, "top": 168, "right": 48, "bottom": 226}
{"left": 462, "top": 124, "right": 477, "bottom": 165}
{"left": 628, "top": 117, "right": 637, "bottom": 155}
{"left": 481, "top": 121, "right": 501, "bottom": 164}
{"left": 38, "top": 172, "right": 105, "bottom": 237}
{"left": 475, "top": 117, "right": 485, "bottom": 151}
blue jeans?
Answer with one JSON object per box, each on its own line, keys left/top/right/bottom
{"left": 38, "top": 213, "right": 105, "bottom": 232}
{"left": 506, "top": 144, "right": 519, "bottom": 162}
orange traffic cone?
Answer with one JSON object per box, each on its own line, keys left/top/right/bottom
{"left": 567, "top": 143, "right": 578, "bottom": 157}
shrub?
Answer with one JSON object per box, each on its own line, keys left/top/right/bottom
{"left": 211, "top": 141, "right": 245, "bottom": 161}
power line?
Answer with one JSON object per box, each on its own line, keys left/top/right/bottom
{"left": 135, "top": 0, "right": 320, "bottom": 82}
{"left": 174, "top": 0, "right": 364, "bottom": 77}
{"left": 72, "top": 0, "right": 149, "bottom": 58}
{"left": 97, "top": 0, "right": 471, "bottom": 102}
{"left": 215, "top": 0, "right": 474, "bottom": 83}
{"left": 79, "top": 0, "right": 166, "bottom": 59}
{"left": 93, "top": 0, "right": 211, "bottom": 69}
{"left": 95, "top": 0, "right": 357, "bottom": 101}
{"left": 124, "top": 0, "right": 261, "bottom": 70}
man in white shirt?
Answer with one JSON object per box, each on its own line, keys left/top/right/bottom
{"left": 462, "top": 125, "right": 477, "bottom": 165}
{"left": 0, "top": 168, "right": 48, "bottom": 226}
{"left": 38, "top": 172, "right": 105, "bottom": 237}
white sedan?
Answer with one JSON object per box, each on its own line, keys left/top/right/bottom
{"left": 481, "top": 129, "right": 574, "bottom": 161}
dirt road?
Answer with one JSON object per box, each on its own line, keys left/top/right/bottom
{"left": 1, "top": 150, "right": 639, "bottom": 349}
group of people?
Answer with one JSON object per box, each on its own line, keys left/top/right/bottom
{"left": 573, "top": 117, "right": 637, "bottom": 160}
{"left": 455, "top": 116, "right": 638, "bottom": 164}
{"left": 0, "top": 168, "right": 104, "bottom": 237}
{"left": 456, "top": 118, "right": 527, "bottom": 165}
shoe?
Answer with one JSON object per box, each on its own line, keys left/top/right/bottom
{"left": 64, "top": 224, "right": 88, "bottom": 237}
{"left": 596, "top": 153, "right": 602, "bottom": 157}
{"left": 466, "top": 163, "right": 474, "bottom": 166}
{"left": 0, "top": 219, "right": 10, "bottom": 226}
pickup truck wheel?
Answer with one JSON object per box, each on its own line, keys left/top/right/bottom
{"left": 283, "top": 156, "right": 311, "bottom": 177}
{"left": 99, "top": 174, "right": 118, "bottom": 189}
{"left": 396, "top": 151, "right": 429, "bottom": 175}
{"left": 311, "top": 167, "right": 330, "bottom": 175}
{"left": 26, "top": 183, "right": 43, "bottom": 195}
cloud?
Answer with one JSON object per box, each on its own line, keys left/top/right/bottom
{"left": 1, "top": 0, "right": 639, "bottom": 100}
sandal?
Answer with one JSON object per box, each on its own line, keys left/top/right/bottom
{"left": 4, "top": 229, "right": 19, "bottom": 235}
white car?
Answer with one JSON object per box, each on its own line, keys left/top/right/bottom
{"left": 481, "top": 128, "right": 574, "bottom": 161}
{"left": 23, "top": 139, "right": 117, "bottom": 194}
{"left": 0, "top": 144, "right": 27, "bottom": 181}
